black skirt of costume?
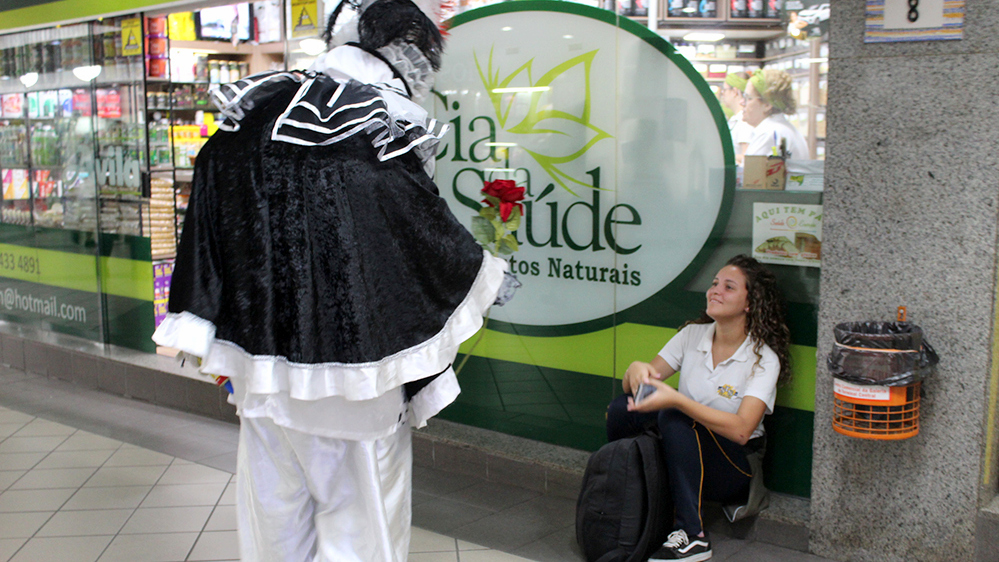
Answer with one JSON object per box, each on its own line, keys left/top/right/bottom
{"left": 154, "top": 72, "right": 502, "bottom": 403}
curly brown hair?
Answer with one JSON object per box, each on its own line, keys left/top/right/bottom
{"left": 685, "top": 255, "right": 792, "bottom": 386}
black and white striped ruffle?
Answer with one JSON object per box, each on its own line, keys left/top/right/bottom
{"left": 211, "top": 71, "right": 446, "bottom": 165}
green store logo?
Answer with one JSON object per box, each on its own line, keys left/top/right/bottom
{"left": 433, "top": 2, "right": 733, "bottom": 329}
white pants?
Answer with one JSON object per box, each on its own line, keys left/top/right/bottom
{"left": 236, "top": 416, "right": 413, "bottom": 562}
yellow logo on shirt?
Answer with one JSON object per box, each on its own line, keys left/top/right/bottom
{"left": 717, "top": 384, "right": 738, "bottom": 399}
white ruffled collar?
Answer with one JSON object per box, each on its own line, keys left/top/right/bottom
{"left": 309, "top": 44, "right": 431, "bottom": 123}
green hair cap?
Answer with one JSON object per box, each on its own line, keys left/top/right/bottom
{"left": 749, "top": 71, "right": 787, "bottom": 112}
{"left": 724, "top": 73, "right": 748, "bottom": 92}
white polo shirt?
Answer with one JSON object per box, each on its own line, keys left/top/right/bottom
{"left": 658, "top": 323, "right": 780, "bottom": 439}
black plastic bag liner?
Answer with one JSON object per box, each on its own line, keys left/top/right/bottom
{"left": 827, "top": 322, "right": 939, "bottom": 386}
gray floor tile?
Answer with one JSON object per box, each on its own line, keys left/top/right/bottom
{"left": 217, "top": 481, "right": 236, "bottom": 506}
{"left": 443, "top": 480, "right": 541, "bottom": 512}
{"left": 410, "top": 527, "right": 458, "bottom": 553}
{"left": 0, "top": 511, "right": 53, "bottom": 538}
{"left": 34, "top": 450, "right": 115, "bottom": 469}
{"left": 12, "top": 420, "right": 76, "bottom": 437}
{"left": 461, "top": 550, "right": 536, "bottom": 561}
{"left": 62, "top": 486, "right": 152, "bottom": 511}
{"left": 54, "top": 432, "right": 123, "bottom": 452}
{"left": 0, "top": 452, "right": 45, "bottom": 471}
{"left": 103, "top": 448, "right": 174, "bottom": 467}
{"left": 509, "top": 525, "right": 582, "bottom": 562}
{"left": 0, "top": 422, "right": 27, "bottom": 439}
{"left": 156, "top": 463, "right": 231, "bottom": 486}
{"left": 9, "top": 467, "right": 97, "bottom": 490}
{"left": 187, "top": 530, "right": 239, "bottom": 561}
{"left": 0, "top": 470, "right": 24, "bottom": 491}
{"left": 0, "top": 435, "right": 68, "bottom": 453}
{"left": 36, "top": 509, "right": 133, "bottom": 537}
{"left": 0, "top": 537, "right": 27, "bottom": 561}
{"left": 413, "top": 465, "right": 483, "bottom": 496}
{"left": 204, "top": 504, "right": 237, "bottom": 532}
{"left": 120, "top": 506, "right": 214, "bottom": 534}
{"left": 413, "top": 496, "right": 497, "bottom": 534}
{"left": 0, "top": 488, "right": 75, "bottom": 512}
{"left": 140, "top": 482, "right": 227, "bottom": 508}
{"left": 409, "top": 552, "right": 458, "bottom": 562}
{"left": 448, "top": 495, "right": 577, "bottom": 552}
{"left": 83, "top": 465, "right": 168, "bottom": 488}
{"left": 97, "top": 532, "right": 199, "bottom": 562}
{"left": 0, "top": 409, "right": 33, "bottom": 424}
{"left": 9, "top": 535, "right": 112, "bottom": 562}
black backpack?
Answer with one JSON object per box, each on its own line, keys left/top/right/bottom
{"left": 576, "top": 429, "right": 672, "bottom": 562}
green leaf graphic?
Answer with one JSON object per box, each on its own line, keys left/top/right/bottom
{"left": 474, "top": 48, "right": 613, "bottom": 195}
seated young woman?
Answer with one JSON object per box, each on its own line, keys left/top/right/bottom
{"left": 606, "top": 255, "right": 791, "bottom": 562}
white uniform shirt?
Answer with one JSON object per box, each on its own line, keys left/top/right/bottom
{"left": 728, "top": 110, "right": 754, "bottom": 147}
{"left": 745, "top": 113, "right": 809, "bottom": 162}
{"left": 658, "top": 323, "right": 780, "bottom": 439}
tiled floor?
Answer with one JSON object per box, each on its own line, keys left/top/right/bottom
{"left": 0, "top": 363, "right": 836, "bottom": 562}
{"left": 0, "top": 406, "right": 536, "bottom": 562}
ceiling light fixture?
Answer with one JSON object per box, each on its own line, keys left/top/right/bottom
{"left": 682, "top": 32, "right": 725, "bottom": 42}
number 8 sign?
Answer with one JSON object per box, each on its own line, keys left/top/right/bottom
{"left": 883, "top": 0, "right": 945, "bottom": 29}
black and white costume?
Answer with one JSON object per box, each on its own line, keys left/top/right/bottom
{"left": 153, "top": 2, "right": 507, "bottom": 558}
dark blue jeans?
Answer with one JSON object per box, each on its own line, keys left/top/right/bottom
{"left": 606, "top": 393, "right": 752, "bottom": 537}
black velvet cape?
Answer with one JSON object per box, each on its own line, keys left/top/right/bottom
{"left": 166, "top": 78, "right": 486, "bottom": 372}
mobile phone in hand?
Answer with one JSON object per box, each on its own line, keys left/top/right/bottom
{"left": 634, "top": 383, "right": 656, "bottom": 404}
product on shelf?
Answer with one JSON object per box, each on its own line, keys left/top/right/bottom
{"left": 2, "top": 169, "right": 30, "bottom": 200}
{"left": 150, "top": 177, "right": 176, "bottom": 258}
{"left": 732, "top": 0, "right": 748, "bottom": 18}
{"left": 33, "top": 200, "right": 64, "bottom": 228}
{"left": 171, "top": 124, "right": 206, "bottom": 168}
{"left": 1, "top": 205, "right": 32, "bottom": 225}
{"left": 62, "top": 198, "right": 98, "bottom": 231}
{"left": 153, "top": 259, "right": 175, "bottom": 327}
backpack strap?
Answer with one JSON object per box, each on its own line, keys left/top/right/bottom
{"left": 628, "top": 431, "right": 666, "bottom": 562}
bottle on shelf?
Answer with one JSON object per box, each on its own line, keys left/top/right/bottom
{"left": 732, "top": 0, "right": 748, "bottom": 18}
{"left": 749, "top": 0, "right": 766, "bottom": 18}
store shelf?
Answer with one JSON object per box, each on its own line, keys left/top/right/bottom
{"left": 169, "top": 39, "right": 285, "bottom": 55}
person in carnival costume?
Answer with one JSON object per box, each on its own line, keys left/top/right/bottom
{"left": 152, "top": 0, "right": 511, "bottom": 559}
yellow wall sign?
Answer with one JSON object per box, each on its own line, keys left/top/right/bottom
{"left": 291, "top": 0, "right": 321, "bottom": 38}
{"left": 121, "top": 17, "right": 143, "bottom": 56}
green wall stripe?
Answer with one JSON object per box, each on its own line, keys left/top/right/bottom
{"left": 0, "top": 243, "right": 152, "bottom": 301}
{"left": 459, "top": 322, "right": 817, "bottom": 412}
{"left": 0, "top": 0, "right": 163, "bottom": 30}
{"left": 100, "top": 256, "right": 154, "bottom": 301}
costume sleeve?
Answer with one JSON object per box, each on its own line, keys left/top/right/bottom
{"left": 657, "top": 325, "right": 692, "bottom": 372}
{"left": 742, "top": 345, "right": 780, "bottom": 414}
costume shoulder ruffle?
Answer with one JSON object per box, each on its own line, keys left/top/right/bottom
{"left": 211, "top": 71, "right": 447, "bottom": 166}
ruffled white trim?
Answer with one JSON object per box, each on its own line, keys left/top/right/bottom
{"left": 153, "top": 311, "right": 216, "bottom": 358}
{"left": 152, "top": 250, "right": 507, "bottom": 402}
{"left": 409, "top": 367, "right": 461, "bottom": 429}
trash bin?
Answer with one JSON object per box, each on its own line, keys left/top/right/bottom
{"left": 826, "top": 322, "right": 938, "bottom": 440}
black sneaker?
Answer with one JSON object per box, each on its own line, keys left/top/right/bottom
{"left": 648, "top": 529, "right": 712, "bottom": 561}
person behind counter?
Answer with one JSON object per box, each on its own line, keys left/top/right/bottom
{"left": 606, "top": 255, "right": 791, "bottom": 562}
{"left": 720, "top": 72, "right": 754, "bottom": 165}
{"left": 742, "top": 68, "right": 810, "bottom": 161}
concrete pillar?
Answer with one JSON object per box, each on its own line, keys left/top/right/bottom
{"left": 813, "top": 2, "right": 999, "bottom": 560}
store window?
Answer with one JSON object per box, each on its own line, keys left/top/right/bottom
{"left": 0, "top": 0, "right": 828, "bottom": 498}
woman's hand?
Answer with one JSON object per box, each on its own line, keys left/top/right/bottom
{"left": 626, "top": 377, "right": 679, "bottom": 413}
{"left": 623, "top": 361, "right": 659, "bottom": 394}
